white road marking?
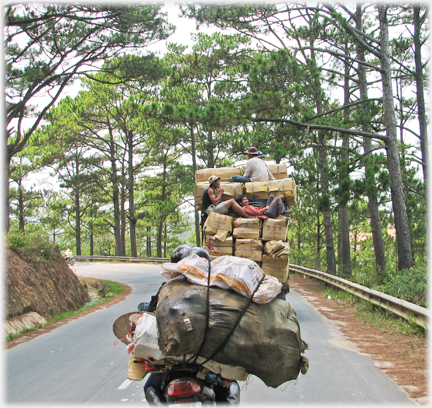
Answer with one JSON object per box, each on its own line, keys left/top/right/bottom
{"left": 118, "top": 379, "right": 132, "bottom": 390}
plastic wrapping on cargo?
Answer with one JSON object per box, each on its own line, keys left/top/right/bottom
{"left": 156, "top": 277, "right": 308, "bottom": 388}
{"left": 160, "top": 254, "right": 281, "bottom": 303}
{"left": 132, "top": 312, "right": 165, "bottom": 361}
{"left": 245, "top": 178, "right": 296, "bottom": 203}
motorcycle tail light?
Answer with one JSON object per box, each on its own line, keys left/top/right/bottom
{"left": 167, "top": 380, "right": 202, "bottom": 398}
{"left": 142, "top": 360, "right": 155, "bottom": 371}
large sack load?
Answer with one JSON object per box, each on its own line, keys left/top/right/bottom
{"left": 245, "top": 178, "right": 296, "bottom": 205}
{"left": 160, "top": 254, "right": 281, "bottom": 304}
{"left": 156, "top": 276, "right": 308, "bottom": 388}
{"left": 113, "top": 311, "right": 249, "bottom": 382}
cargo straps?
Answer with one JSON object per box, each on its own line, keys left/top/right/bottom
{"left": 189, "top": 273, "right": 266, "bottom": 368}
{"left": 188, "top": 261, "right": 212, "bottom": 365}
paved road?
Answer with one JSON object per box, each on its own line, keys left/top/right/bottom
{"left": 5, "top": 262, "right": 414, "bottom": 405}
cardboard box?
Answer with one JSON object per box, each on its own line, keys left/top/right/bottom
{"left": 203, "top": 212, "right": 233, "bottom": 241}
{"left": 233, "top": 217, "right": 262, "bottom": 229}
{"left": 267, "top": 163, "right": 287, "bottom": 180}
{"left": 233, "top": 227, "right": 261, "bottom": 239}
{"left": 195, "top": 182, "right": 245, "bottom": 211}
{"left": 245, "top": 178, "right": 296, "bottom": 204}
{"left": 204, "top": 236, "right": 234, "bottom": 257}
{"left": 261, "top": 255, "right": 289, "bottom": 283}
{"left": 195, "top": 167, "right": 242, "bottom": 182}
{"left": 235, "top": 239, "right": 263, "bottom": 262}
{"left": 262, "top": 218, "right": 288, "bottom": 241}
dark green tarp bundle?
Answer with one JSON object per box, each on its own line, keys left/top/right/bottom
{"left": 156, "top": 276, "right": 308, "bottom": 388}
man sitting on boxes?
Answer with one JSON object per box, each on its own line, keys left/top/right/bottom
{"left": 227, "top": 146, "right": 275, "bottom": 183}
{"left": 202, "top": 175, "right": 252, "bottom": 219}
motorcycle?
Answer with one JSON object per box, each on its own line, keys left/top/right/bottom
{"left": 144, "top": 363, "right": 240, "bottom": 406}
{"left": 64, "top": 255, "right": 75, "bottom": 266}
{"left": 137, "top": 300, "right": 240, "bottom": 406}
{"left": 138, "top": 246, "right": 242, "bottom": 406}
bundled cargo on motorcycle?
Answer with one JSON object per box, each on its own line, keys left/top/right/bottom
{"left": 203, "top": 236, "right": 234, "bottom": 258}
{"left": 156, "top": 254, "right": 308, "bottom": 388}
{"left": 195, "top": 181, "right": 244, "bottom": 211}
{"left": 245, "top": 178, "right": 296, "bottom": 206}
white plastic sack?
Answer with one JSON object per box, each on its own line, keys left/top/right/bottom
{"left": 160, "top": 254, "right": 281, "bottom": 303}
{"left": 253, "top": 275, "right": 283, "bottom": 304}
{"left": 133, "top": 313, "right": 165, "bottom": 361}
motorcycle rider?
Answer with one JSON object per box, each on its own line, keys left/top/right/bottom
{"left": 143, "top": 246, "right": 240, "bottom": 405}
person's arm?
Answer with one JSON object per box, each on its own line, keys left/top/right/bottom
{"left": 208, "top": 187, "right": 224, "bottom": 205}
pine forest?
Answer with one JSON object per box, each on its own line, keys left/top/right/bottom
{"left": 5, "top": 3, "right": 428, "bottom": 306}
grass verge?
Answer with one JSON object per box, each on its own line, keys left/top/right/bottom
{"left": 322, "top": 284, "right": 426, "bottom": 337}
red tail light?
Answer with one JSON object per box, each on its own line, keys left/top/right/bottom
{"left": 167, "top": 380, "right": 202, "bottom": 398}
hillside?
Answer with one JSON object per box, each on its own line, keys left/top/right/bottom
{"left": 5, "top": 246, "right": 89, "bottom": 320}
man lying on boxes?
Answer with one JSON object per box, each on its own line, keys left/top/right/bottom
{"left": 236, "top": 195, "right": 292, "bottom": 219}
{"left": 202, "top": 175, "right": 252, "bottom": 221}
{"left": 227, "top": 146, "right": 275, "bottom": 183}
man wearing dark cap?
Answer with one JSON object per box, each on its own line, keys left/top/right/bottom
{"left": 202, "top": 175, "right": 252, "bottom": 218}
{"left": 227, "top": 146, "right": 275, "bottom": 183}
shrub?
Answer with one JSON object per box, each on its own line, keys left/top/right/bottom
{"left": 380, "top": 266, "right": 428, "bottom": 307}
{"left": 6, "top": 231, "right": 29, "bottom": 249}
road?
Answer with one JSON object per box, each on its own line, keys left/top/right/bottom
{"left": 5, "top": 262, "right": 414, "bottom": 405}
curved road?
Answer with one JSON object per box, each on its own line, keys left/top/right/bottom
{"left": 5, "top": 262, "right": 414, "bottom": 405}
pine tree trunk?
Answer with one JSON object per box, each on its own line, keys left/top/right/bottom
{"left": 340, "top": 50, "right": 351, "bottom": 278}
{"left": 413, "top": 5, "right": 428, "bottom": 186}
{"left": 191, "top": 127, "right": 201, "bottom": 246}
{"left": 310, "top": 39, "right": 336, "bottom": 274}
{"left": 378, "top": 5, "right": 413, "bottom": 270}
{"left": 128, "top": 133, "right": 137, "bottom": 257}
{"left": 356, "top": 4, "right": 387, "bottom": 276}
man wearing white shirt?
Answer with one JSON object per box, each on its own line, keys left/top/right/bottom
{"left": 228, "top": 146, "right": 275, "bottom": 182}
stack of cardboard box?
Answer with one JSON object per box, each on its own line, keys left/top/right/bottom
{"left": 202, "top": 212, "right": 290, "bottom": 284}
{"left": 196, "top": 166, "right": 295, "bottom": 284}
